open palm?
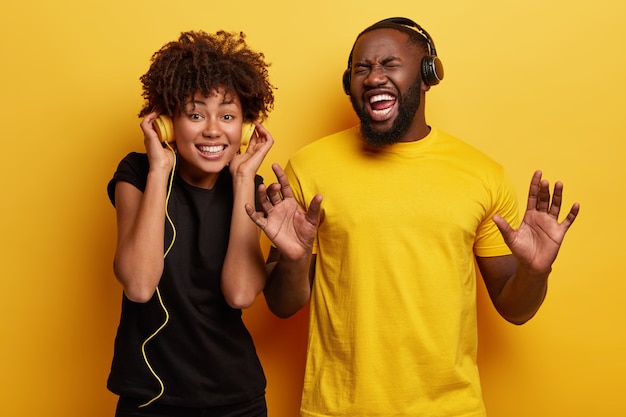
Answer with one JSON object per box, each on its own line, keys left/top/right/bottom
{"left": 246, "top": 163, "right": 322, "bottom": 260}
{"left": 493, "top": 170, "right": 580, "bottom": 274}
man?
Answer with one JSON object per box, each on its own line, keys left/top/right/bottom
{"left": 247, "top": 17, "right": 580, "bottom": 417}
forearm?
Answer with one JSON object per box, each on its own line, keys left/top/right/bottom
{"left": 221, "top": 176, "right": 267, "bottom": 309}
{"left": 493, "top": 268, "right": 550, "bottom": 325}
{"left": 264, "top": 251, "right": 313, "bottom": 318}
{"left": 114, "top": 171, "right": 169, "bottom": 302}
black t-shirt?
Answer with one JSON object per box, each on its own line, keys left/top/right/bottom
{"left": 106, "top": 152, "right": 265, "bottom": 408}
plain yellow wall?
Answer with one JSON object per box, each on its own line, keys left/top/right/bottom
{"left": 1, "top": 0, "right": 624, "bottom": 416}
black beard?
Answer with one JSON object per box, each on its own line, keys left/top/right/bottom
{"left": 350, "top": 78, "right": 422, "bottom": 148}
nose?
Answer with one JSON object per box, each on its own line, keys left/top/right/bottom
{"left": 202, "top": 120, "right": 222, "bottom": 138}
{"left": 364, "top": 64, "right": 387, "bottom": 87}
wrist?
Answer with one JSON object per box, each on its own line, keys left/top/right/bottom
{"left": 278, "top": 247, "right": 314, "bottom": 265}
{"left": 232, "top": 173, "right": 256, "bottom": 190}
{"left": 147, "top": 168, "right": 172, "bottom": 184}
{"left": 518, "top": 265, "right": 552, "bottom": 283}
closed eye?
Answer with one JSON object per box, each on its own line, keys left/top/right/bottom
{"left": 353, "top": 57, "right": 402, "bottom": 75}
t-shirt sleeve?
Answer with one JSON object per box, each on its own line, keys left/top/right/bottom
{"left": 106, "top": 152, "right": 149, "bottom": 207}
{"left": 284, "top": 161, "right": 306, "bottom": 209}
{"left": 284, "top": 159, "right": 319, "bottom": 253}
{"left": 474, "top": 169, "right": 520, "bottom": 257}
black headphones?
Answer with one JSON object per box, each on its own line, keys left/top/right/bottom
{"left": 342, "top": 17, "right": 444, "bottom": 95}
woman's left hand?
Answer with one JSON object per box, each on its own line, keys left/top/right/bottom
{"left": 229, "top": 121, "right": 274, "bottom": 178}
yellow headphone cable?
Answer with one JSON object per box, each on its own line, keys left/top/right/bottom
{"left": 139, "top": 143, "right": 177, "bottom": 408}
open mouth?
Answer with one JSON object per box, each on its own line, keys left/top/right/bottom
{"left": 369, "top": 93, "right": 397, "bottom": 119}
{"left": 197, "top": 144, "right": 227, "bottom": 156}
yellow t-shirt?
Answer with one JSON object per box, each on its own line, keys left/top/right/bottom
{"left": 285, "top": 126, "right": 519, "bottom": 417}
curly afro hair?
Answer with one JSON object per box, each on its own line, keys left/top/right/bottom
{"left": 138, "top": 30, "right": 275, "bottom": 123}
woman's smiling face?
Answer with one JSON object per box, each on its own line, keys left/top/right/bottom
{"left": 173, "top": 88, "right": 244, "bottom": 188}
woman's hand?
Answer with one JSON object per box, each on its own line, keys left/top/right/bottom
{"left": 229, "top": 121, "right": 274, "bottom": 179}
{"left": 140, "top": 111, "right": 175, "bottom": 174}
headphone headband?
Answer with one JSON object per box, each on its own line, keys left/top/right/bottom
{"left": 375, "top": 17, "right": 438, "bottom": 57}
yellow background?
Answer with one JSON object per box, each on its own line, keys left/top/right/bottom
{"left": 1, "top": 0, "right": 624, "bottom": 416}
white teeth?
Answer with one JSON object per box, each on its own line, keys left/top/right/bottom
{"left": 370, "top": 94, "right": 395, "bottom": 103}
{"left": 372, "top": 107, "right": 393, "bottom": 116}
{"left": 369, "top": 93, "right": 395, "bottom": 117}
{"left": 198, "top": 145, "right": 225, "bottom": 154}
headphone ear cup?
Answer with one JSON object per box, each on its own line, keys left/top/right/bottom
{"left": 421, "top": 55, "right": 444, "bottom": 86}
{"left": 342, "top": 69, "right": 351, "bottom": 95}
{"left": 153, "top": 115, "right": 174, "bottom": 143}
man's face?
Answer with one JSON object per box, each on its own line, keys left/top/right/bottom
{"left": 347, "top": 28, "right": 425, "bottom": 147}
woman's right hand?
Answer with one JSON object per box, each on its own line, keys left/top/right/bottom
{"left": 141, "top": 111, "right": 175, "bottom": 173}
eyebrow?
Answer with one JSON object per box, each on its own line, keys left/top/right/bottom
{"left": 355, "top": 55, "right": 401, "bottom": 66}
